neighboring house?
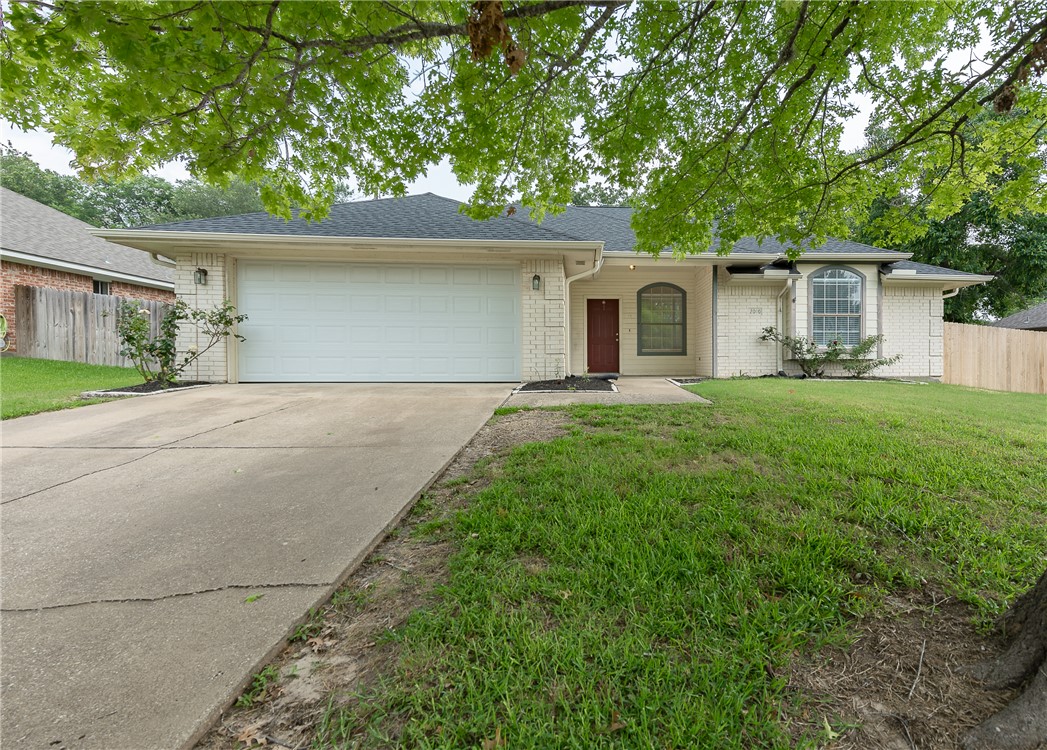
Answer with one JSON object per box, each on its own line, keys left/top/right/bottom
{"left": 94, "top": 193, "right": 990, "bottom": 383}
{"left": 991, "top": 301, "right": 1047, "bottom": 332}
{"left": 0, "top": 187, "right": 175, "bottom": 352}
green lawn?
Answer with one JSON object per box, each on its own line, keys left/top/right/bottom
{"left": 0, "top": 356, "right": 141, "bottom": 419}
{"left": 311, "top": 380, "right": 1046, "bottom": 749}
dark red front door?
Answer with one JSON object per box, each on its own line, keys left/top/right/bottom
{"left": 587, "top": 299, "right": 620, "bottom": 373}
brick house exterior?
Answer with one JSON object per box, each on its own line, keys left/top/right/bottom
{"left": 94, "top": 194, "right": 992, "bottom": 384}
{"left": 1, "top": 188, "right": 175, "bottom": 352}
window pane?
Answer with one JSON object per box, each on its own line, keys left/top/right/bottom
{"left": 812, "top": 269, "right": 861, "bottom": 347}
{"left": 638, "top": 285, "right": 685, "bottom": 354}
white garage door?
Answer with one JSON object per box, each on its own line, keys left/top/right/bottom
{"left": 236, "top": 261, "right": 520, "bottom": 382}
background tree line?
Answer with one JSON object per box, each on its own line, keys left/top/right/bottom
{"left": 0, "top": 145, "right": 266, "bottom": 228}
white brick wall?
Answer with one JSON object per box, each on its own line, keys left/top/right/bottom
{"left": 175, "top": 252, "right": 231, "bottom": 383}
{"left": 521, "top": 258, "right": 567, "bottom": 380}
{"left": 715, "top": 272, "right": 781, "bottom": 376}
{"left": 878, "top": 284, "right": 944, "bottom": 378}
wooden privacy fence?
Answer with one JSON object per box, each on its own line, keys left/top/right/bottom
{"left": 14, "top": 286, "right": 170, "bottom": 367}
{"left": 943, "top": 322, "right": 1047, "bottom": 394}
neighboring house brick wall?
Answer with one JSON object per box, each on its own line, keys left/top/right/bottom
{"left": 0, "top": 259, "right": 173, "bottom": 353}
{"left": 715, "top": 269, "right": 780, "bottom": 376}
{"left": 175, "top": 252, "right": 230, "bottom": 382}
{"left": 522, "top": 257, "right": 567, "bottom": 380}
{"left": 109, "top": 281, "right": 175, "bottom": 303}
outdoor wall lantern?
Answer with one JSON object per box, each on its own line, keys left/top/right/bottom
{"left": 194, "top": 268, "right": 208, "bottom": 285}
{"left": 532, "top": 274, "right": 541, "bottom": 290}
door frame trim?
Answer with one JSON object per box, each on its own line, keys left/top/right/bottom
{"left": 584, "top": 295, "right": 622, "bottom": 374}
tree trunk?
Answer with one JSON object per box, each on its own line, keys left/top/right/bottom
{"left": 962, "top": 567, "right": 1047, "bottom": 750}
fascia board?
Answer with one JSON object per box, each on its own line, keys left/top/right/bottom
{"left": 89, "top": 229, "right": 603, "bottom": 255}
{"left": 0, "top": 248, "right": 175, "bottom": 289}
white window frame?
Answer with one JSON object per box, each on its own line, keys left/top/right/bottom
{"left": 808, "top": 266, "right": 864, "bottom": 347}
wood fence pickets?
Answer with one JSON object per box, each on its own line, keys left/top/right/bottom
{"left": 943, "top": 322, "right": 1047, "bottom": 394}
{"left": 12, "top": 286, "right": 170, "bottom": 368}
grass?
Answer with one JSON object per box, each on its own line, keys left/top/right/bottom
{"left": 0, "top": 356, "right": 141, "bottom": 419}
{"left": 321, "top": 381, "right": 1046, "bottom": 748}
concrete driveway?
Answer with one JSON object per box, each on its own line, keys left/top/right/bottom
{"left": 1, "top": 383, "right": 511, "bottom": 750}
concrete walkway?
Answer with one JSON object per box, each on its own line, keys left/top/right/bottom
{"left": 503, "top": 376, "right": 710, "bottom": 407}
{"left": 0, "top": 383, "right": 510, "bottom": 750}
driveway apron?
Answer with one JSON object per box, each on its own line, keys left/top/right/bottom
{"left": 1, "top": 383, "right": 510, "bottom": 749}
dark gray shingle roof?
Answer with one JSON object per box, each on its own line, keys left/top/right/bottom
{"left": 134, "top": 192, "right": 909, "bottom": 258}
{"left": 885, "top": 260, "right": 990, "bottom": 278}
{"left": 992, "top": 301, "right": 1047, "bottom": 330}
{"left": 0, "top": 187, "right": 173, "bottom": 284}
{"left": 137, "top": 193, "right": 582, "bottom": 243}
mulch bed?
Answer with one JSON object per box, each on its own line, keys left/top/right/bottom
{"left": 101, "top": 380, "right": 209, "bottom": 394}
{"left": 517, "top": 376, "right": 616, "bottom": 392}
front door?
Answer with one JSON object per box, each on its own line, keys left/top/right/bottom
{"left": 587, "top": 299, "right": 620, "bottom": 373}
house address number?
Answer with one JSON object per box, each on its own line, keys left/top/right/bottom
{"left": 749, "top": 307, "right": 763, "bottom": 314}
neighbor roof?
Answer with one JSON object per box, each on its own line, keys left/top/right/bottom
{"left": 991, "top": 301, "right": 1047, "bottom": 330}
{"left": 0, "top": 187, "right": 173, "bottom": 286}
{"left": 132, "top": 192, "right": 910, "bottom": 259}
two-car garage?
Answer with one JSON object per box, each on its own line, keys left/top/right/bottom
{"left": 235, "top": 261, "right": 521, "bottom": 382}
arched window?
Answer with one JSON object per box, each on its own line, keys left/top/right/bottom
{"left": 637, "top": 283, "right": 686, "bottom": 355}
{"left": 810, "top": 267, "right": 863, "bottom": 346}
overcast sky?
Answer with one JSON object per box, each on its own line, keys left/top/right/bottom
{"left": 2, "top": 114, "right": 873, "bottom": 204}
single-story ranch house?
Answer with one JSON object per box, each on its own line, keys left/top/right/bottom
{"left": 95, "top": 193, "right": 991, "bottom": 384}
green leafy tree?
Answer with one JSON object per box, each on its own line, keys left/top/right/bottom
{"left": 169, "top": 177, "right": 265, "bottom": 221}
{"left": 856, "top": 111, "right": 1047, "bottom": 322}
{"left": 2, "top": 1, "right": 1044, "bottom": 253}
{"left": 570, "top": 183, "right": 630, "bottom": 206}
{"left": 0, "top": 145, "right": 96, "bottom": 222}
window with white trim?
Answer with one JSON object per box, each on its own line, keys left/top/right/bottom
{"left": 93, "top": 280, "right": 111, "bottom": 295}
{"left": 811, "top": 268, "right": 862, "bottom": 346}
{"left": 637, "top": 283, "right": 686, "bottom": 355}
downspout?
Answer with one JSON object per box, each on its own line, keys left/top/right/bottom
{"left": 711, "top": 266, "right": 718, "bottom": 377}
{"left": 564, "top": 249, "right": 605, "bottom": 376}
{"left": 150, "top": 253, "right": 176, "bottom": 269}
{"left": 942, "top": 288, "right": 960, "bottom": 298}
{"left": 775, "top": 281, "right": 790, "bottom": 373}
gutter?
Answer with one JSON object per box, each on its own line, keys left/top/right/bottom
{"left": 0, "top": 248, "right": 174, "bottom": 290}
{"left": 150, "top": 253, "right": 176, "bottom": 269}
{"left": 89, "top": 228, "right": 604, "bottom": 255}
{"left": 563, "top": 248, "right": 605, "bottom": 376}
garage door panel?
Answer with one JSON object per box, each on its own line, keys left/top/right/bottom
{"left": 237, "top": 262, "right": 520, "bottom": 382}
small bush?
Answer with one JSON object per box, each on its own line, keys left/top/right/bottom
{"left": 759, "top": 327, "right": 902, "bottom": 378}
{"left": 116, "top": 299, "right": 246, "bottom": 385}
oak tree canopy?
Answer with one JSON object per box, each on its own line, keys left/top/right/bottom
{"left": 2, "top": 0, "right": 1045, "bottom": 255}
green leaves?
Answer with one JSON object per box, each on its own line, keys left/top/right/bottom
{"left": 2, "top": 1, "right": 1044, "bottom": 251}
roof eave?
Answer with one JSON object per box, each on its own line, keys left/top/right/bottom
{"left": 880, "top": 271, "right": 993, "bottom": 288}
{"left": 0, "top": 248, "right": 175, "bottom": 289}
{"left": 90, "top": 229, "right": 604, "bottom": 255}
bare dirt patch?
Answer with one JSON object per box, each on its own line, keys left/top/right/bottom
{"left": 788, "top": 586, "right": 1019, "bottom": 749}
{"left": 195, "top": 409, "right": 571, "bottom": 750}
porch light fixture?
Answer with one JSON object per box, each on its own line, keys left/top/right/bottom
{"left": 532, "top": 274, "right": 541, "bottom": 290}
{"left": 194, "top": 268, "right": 208, "bottom": 285}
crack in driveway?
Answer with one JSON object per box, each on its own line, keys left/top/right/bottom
{"left": 1, "top": 581, "right": 330, "bottom": 613}
{"left": 1, "top": 403, "right": 299, "bottom": 506}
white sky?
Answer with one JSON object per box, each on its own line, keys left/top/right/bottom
{"left": 2, "top": 115, "right": 873, "bottom": 202}
{"left": 0, "top": 121, "right": 475, "bottom": 201}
